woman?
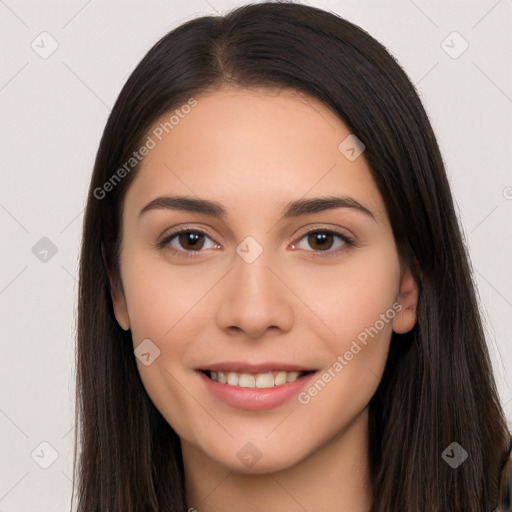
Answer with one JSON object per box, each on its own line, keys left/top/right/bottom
{"left": 73, "top": 2, "right": 512, "bottom": 511}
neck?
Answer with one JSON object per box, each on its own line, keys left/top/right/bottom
{"left": 182, "top": 408, "right": 372, "bottom": 512}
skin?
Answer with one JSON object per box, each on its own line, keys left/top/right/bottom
{"left": 110, "top": 86, "right": 418, "bottom": 512}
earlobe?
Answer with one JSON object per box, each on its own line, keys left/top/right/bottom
{"left": 392, "top": 266, "right": 419, "bottom": 334}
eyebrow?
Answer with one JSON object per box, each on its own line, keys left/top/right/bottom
{"left": 139, "top": 194, "right": 376, "bottom": 221}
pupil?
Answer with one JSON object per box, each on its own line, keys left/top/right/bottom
{"left": 180, "top": 232, "right": 203, "bottom": 250}
{"left": 309, "top": 232, "right": 332, "bottom": 250}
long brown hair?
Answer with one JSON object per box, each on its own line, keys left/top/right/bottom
{"left": 73, "top": 2, "right": 511, "bottom": 510}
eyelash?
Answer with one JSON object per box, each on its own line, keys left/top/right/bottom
{"left": 156, "top": 227, "right": 356, "bottom": 260}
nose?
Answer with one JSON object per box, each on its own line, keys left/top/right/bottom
{"left": 215, "top": 247, "right": 294, "bottom": 339}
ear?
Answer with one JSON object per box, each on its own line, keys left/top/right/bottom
{"left": 110, "top": 276, "right": 131, "bottom": 331}
{"left": 102, "top": 244, "right": 130, "bottom": 331}
{"left": 392, "top": 266, "right": 418, "bottom": 334}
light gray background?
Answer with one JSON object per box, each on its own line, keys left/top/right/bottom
{"left": 0, "top": 0, "right": 511, "bottom": 510}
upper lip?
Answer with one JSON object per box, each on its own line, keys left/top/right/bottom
{"left": 197, "top": 362, "right": 317, "bottom": 373}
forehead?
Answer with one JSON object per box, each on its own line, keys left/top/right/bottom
{"left": 123, "top": 87, "right": 386, "bottom": 225}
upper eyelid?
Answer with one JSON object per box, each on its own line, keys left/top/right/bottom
{"left": 296, "top": 225, "right": 354, "bottom": 238}
{"left": 159, "top": 225, "right": 217, "bottom": 243}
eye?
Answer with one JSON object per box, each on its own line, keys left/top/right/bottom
{"left": 291, "top": 229, "right": 355, "bottom": 258}
{"left": 157, "top": 229, "right": 219, "bottom": 258}
{"left": 157, "top": 227, "right": 356, "bottom": 259}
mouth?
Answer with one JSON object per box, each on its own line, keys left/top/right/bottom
{"left": 196, "top": 363, "right": 319, "bottom": 411}
{"left": 198, "top": 369, "right": 317, "bottom": 389}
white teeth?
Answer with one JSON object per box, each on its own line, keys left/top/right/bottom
{"left": 238, "top": 373, "right": 255, "bottom": 387}
{"left": 274, "top": 371, "right": 287, "bottom": 386}
{"left": 255, "top": 372, "right": 274, "bottom": 388}
{"left": 227, "top": 372, "right": 238, "bottom": 386}
{"left": 208, "top": 370, "right": 306, "bottom": 388}
{"left": 286, "top": 371, "right": 300, "bottom": 382}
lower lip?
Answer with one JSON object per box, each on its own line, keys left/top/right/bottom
{"left": 197, "top": 371, "right": 318, "bottom": 411}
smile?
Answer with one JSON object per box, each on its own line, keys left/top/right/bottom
{"left": 197, "top": 364, "right": 318, "bottom": 411}
{"left": 202, "top": 369, "right": 313, "bottom": 388}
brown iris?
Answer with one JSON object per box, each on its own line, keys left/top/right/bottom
{"left": 306, "top": 232, "right": 335, "bottom": 251}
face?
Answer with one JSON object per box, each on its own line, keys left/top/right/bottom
{"left": 110, "top": 86, "right": 418, "bottom": 473}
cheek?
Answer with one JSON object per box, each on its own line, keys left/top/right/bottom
{"left": 121, "top": 252, "right": 215, "bottom": 343}
{"left": 120, "top": 252, "right": 209, "bottom": 439}
{"left": 297, "top": 245, "right": 400, "bottom": 352}
{"left": 120, "top": 253, "right": 213, "bottom": 422}
{"left": 293, "top": 255, "right": 399, "bottom": 431}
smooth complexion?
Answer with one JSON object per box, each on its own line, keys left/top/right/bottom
{"left": 110, "top": 87, "right": 418, "bottom": 512}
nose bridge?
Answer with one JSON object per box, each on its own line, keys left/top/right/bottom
{"left": 243, "top": 248, "right": 272, "bottom": 285}
{"left": 215, "top": 232, "right": 294, "bottom": 336}
{"left": 233, "top": 233, "right": 280, "bottom": 302}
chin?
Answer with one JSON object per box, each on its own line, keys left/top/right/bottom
{"left": 202, "top": 440, "right": 312, "bottom": 475}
